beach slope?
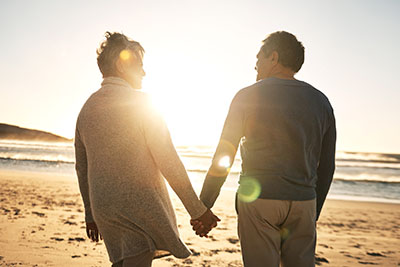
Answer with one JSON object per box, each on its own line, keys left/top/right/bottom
{"left": 0, "top": 169, "right": 399, "bottom": 266}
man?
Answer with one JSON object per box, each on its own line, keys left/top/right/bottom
{"left": 194, "top": 31, "right": 336, "bottom": 266}
{"left": 75, "top": 32, "right": 219, "bottom": 267}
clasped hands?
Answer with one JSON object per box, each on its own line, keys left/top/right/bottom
{"left": 86, "top": 209, "right": 220, "bottom": 242}
{"left": 190, "top": 209, "right": 220, "bottom": 238}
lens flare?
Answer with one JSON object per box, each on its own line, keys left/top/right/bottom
{"left": 218, "top": 155, "right": 231, "bottom": 169}
{"left": 119, "top": 49, "right": 131, "bottom": 61}
{"left": 280, "top": 227, "right": 290, "bottom": 241}
{"left": 238, "top": 177, "right": 261, "bottom": 203}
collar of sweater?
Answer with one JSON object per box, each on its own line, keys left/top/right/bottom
{"left": 101, "top": 76, "right": 133, "bottom": 89}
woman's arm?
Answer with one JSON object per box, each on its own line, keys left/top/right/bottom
{"left": 142, "top": 103, "right": 208, "bottom": 220}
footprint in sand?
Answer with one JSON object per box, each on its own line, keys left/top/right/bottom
{"left": 227, "top": 237, "right": 239, "bottom": 244}
{"left": 344, "top": 254, "right": 361, "bottom": 260}
{"left": 63, "top": 220, "right": 78, "bottom": 225}
{"left": 366, "top": 252, "right": 386, "bottom": 257}
{"left": 224, "top": 248, "right": 240, "bottom": 253}
{"left": 315, "top": 256, "right": 329, "bottom": 265}
{"left": 182, "top": 259, "right": 193, "bottom": 264}
{"left": 207, "top": 235, "right": 217, "bottom": 241}
{"left": 318, "top": 243, "right": 332, "bottom": 249}
{"left": 68, "top": 237, "right": 85, "bottom": 242}
{"left": 13, "top": 208, "right": 20, "bottom": 215}
{"left": 188, "top": 249, "right": 200, "bottom": 256}
{"left": 358, "top": 261, "right": 378, "bottom": 265}
{"left": 50, "top": 237, "right": 64, "bottom": 241}
{"left": 1, "top": 208, "right": 10, "bottom": 214}
{"left": 32, "top": 211, "right": 46, "bottom": 217}
{"left": 211, "top": 249, "right": 221, "bottom": 254}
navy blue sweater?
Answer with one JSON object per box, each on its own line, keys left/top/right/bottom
{"left": 200, "top": 77, "right": 336, "bottom": 220}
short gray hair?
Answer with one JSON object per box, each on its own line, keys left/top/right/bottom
{"left": 261, "top": 31, "right": 304, "bottom": 73}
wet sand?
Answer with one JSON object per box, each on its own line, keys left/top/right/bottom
{"left": 0, "top": 169, "right": 399, "bottom": 266}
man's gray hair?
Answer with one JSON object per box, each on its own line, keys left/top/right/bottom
{"left": 261, "top": 31, "right": 304, "bottom": 73}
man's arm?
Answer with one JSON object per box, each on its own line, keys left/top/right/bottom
{"left": 200, "top": 93, "right": 245, "bottom": 208}
{"left": 316, "top": 114, "right": 336, "bottom": 220}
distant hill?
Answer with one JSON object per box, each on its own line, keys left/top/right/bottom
{"left": 0, "top": 123, "right": 72, "bottom": 142}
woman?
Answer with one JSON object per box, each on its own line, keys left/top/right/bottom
{"left": 75, "top": 32, "right": 218, "bottom": 267}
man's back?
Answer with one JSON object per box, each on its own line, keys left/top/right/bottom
{"left": 232, "top": 77, "right": 335, "bottom": 200}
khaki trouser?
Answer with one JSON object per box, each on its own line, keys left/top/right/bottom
{"left": 237, "top": 198, "right": 316, "bottom": 267}
{"left": 112, "top": 250, "right": 154, "bottom": 267}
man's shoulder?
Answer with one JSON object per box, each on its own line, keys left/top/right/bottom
{"left": 235, "top": 77, "right": 288, "bottom": 95}
{"left": 299, "top": 80, "right": 329, "bottom": 98}
{"left": 233, "top": 81, "right": 263, "bottom": 100}
{"left": 233, "top": 78, "right": 333, "bottom": 112}
{"left": 304, "top": 82, "right": 333, "bottom": 110}
{"left": 228, "top": 80, "right": 271, "bottom": 108}
{"left": 232, "top": 78, "right": 284, "bottom": 104}
{"left": 299, "top": 81, "right": 334, "bottom": 118}
{"left": 280, "top": 79, "right": 333, "bottom": 109}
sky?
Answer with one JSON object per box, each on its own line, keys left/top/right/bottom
{"left": 1, "top": 0, "right": 399, "bottom": 153}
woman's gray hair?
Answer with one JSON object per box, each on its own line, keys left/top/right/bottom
{"left": 97, "top": 32, "right": 144, "bottom": 77}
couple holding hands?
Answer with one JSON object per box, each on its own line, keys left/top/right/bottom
{"left": 75, "top": 31, "right": 336, "bottom": 267}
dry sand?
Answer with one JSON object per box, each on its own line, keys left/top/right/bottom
{"left": 0, "top": 169, "right": 399, "bottom": 266}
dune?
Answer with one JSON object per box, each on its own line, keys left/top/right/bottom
{"left": 0, "top": 123, "right": 71, "bottom": 143}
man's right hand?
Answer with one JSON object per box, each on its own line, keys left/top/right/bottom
{"left": 190, "top": 209, "right": 220, "bottom": 237}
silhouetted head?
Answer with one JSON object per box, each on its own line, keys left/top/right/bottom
{"left": 256, "top": 31, "right": 304, "bottom": 81}
{"left": 97, "top": 32, "right": 145, "bottom": 89}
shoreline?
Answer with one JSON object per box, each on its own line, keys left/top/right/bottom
{"left": 1, "top": 169, "right": 399, "bottom": 266}
{"left": 220, "top": 186, "right": 400, "bottom": 205}
{"left": 3, "top": 167, "right": 400, "bottom": 206}
{"left": 326, "top": 194, "right": 400, "bottom": 204}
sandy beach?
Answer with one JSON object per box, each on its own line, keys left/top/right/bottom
{"left": 0, "top": 169, "right": 399, "bottom": 267}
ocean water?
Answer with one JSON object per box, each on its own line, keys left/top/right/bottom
{"left": 1, "top": 140, "right": 399, "bottom": 204}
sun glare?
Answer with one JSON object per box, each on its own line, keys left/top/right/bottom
{"left": 238, "top": 177, "right": 261, "bottom": 203}
{"left": 119, "top": 49, "right": 131, "bottom": 61}
{"left": 218, "top": 155, "right": 231, "bottom": 169}
{"left": 142, "top": 54, "right": 234, "bottom": 145}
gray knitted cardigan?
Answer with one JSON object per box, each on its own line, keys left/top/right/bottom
{"left": 75, "top": 77, "right": 207, "bottom": 263}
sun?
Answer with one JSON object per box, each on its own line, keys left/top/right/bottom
{"left": 141, "top": 54, "right": 234, "bottom": 146}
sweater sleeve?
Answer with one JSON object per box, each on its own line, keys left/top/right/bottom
{"left": 74, "top": 124, "right": 94, "bottom": 223}
{"left": 142, "top": 104, "right": 207, "bottom": 220}
{"left": 200, "top": 93, "right": 245, "bottom": 208}
{"left": 316, "top": 112, "right": 337, "bottom": 221}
